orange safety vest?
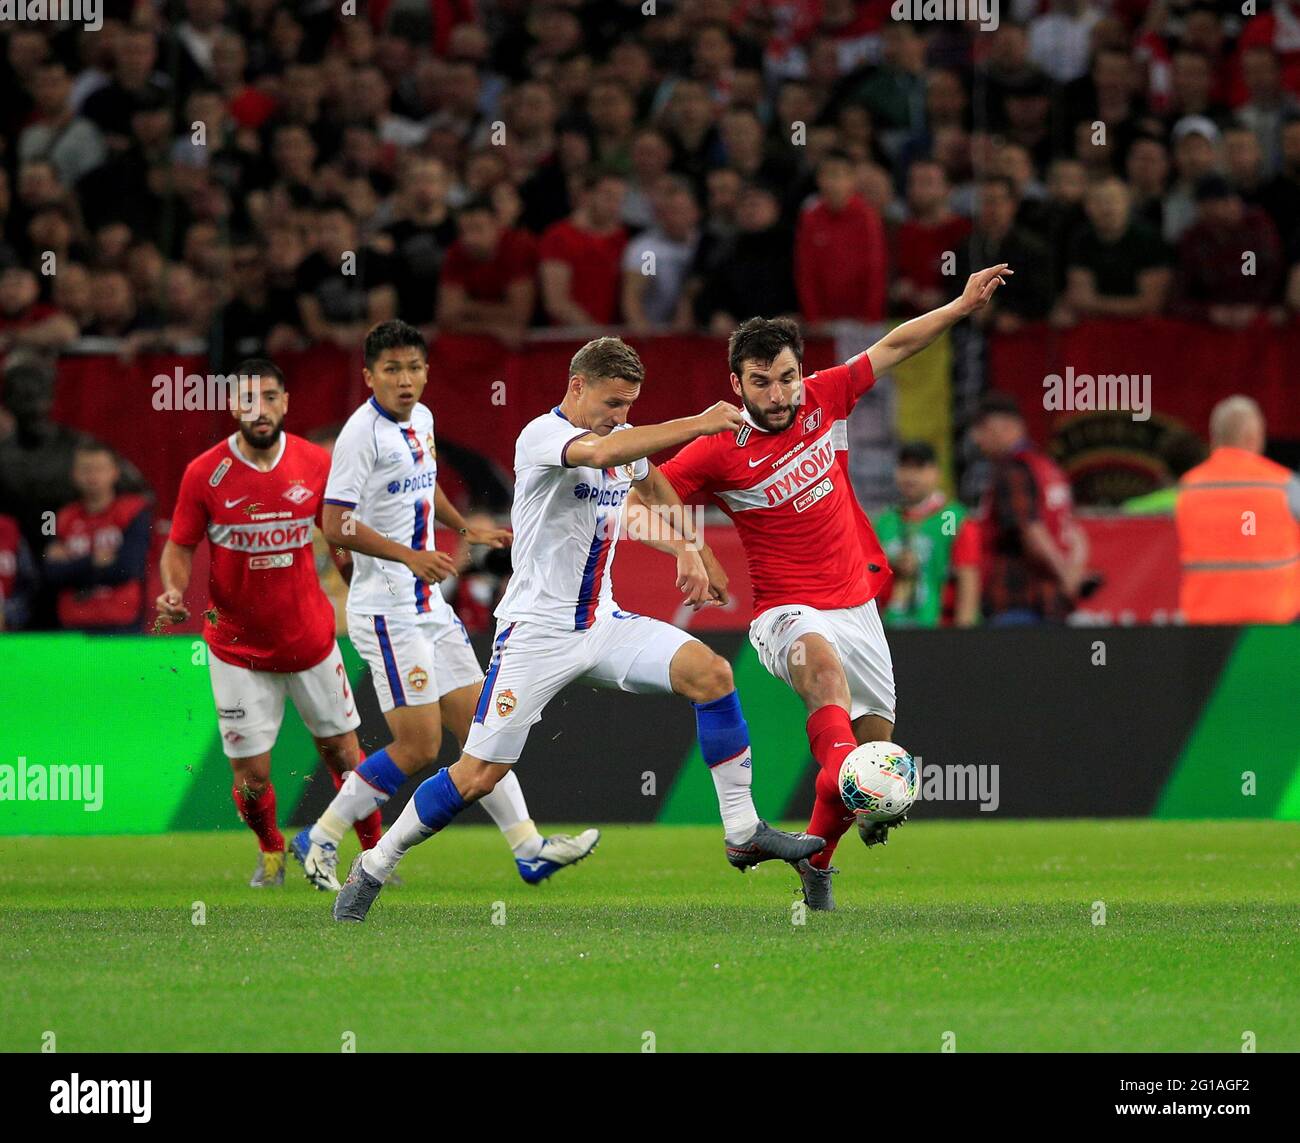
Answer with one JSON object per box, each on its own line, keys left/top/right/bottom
{"left": 1175, "top": 447, "right": 1300, "bottom": 624}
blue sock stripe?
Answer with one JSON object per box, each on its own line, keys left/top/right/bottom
{"left": 692, "top": 691, "right": 751, "bottom": 767}
{"left": 412, "top": 768, "right": 467, "bottom": 832}
{"left": 356, "top": 748, "right": 405, "bottom": 796}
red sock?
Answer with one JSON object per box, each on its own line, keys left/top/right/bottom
{"left": 332, "top": 766, "right": 383, "bottom": 850}
{"left": 805, "top": 705, "right": 858, "bottom": 869}
{"left": 232, "top": 783, "right": 284, "bottom": 852}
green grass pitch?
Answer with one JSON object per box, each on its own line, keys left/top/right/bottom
{"left": 2, "top": 820, "right": 1297, "bottom": 1053}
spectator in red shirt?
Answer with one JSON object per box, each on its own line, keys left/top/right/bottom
{"left": 438, "top": 197, "right": 538, "bottom": 346}
{"left": 0, "top": 512, "right": 37, "bottom": 631}
{"left": 794, "top": 150, "right": 888, "bottom": 327}
{"left": 538, "top": 169, "right": 628, "bottom": 327}
{"left": 891, "top": 159, "right": 971, "bottom": 317}
{"left": 43, "top": 442, "right": 152, "bottom": 634}
{"left": 1170, "top": 174, "right": 1285, "bottom": 328}
{"left": 971, "top": 393, "right": 1089, "bottom": 626}
{"left": 0, "top": 264, "right": 78, "bottom": 354}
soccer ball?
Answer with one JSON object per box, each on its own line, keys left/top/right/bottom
{"left": 838, "top": 742, "right": 918, "bottom": 822}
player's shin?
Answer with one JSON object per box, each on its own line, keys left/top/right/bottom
{"left": 694, "top": 691, "right": 761, "bottom": 844}
{"left": 232, "top": 782, "right": 284, "bottom": 852}
{"left": 477, "top": 769, "right": 544, "bottom": 859}
{"left": 310, "top": 748, "right": 404, "bottom": 846}
{"left": 361, "top": 767, "right": 466, "bottom": 881}
{"left": 806, "top": 765, "right": 855, "bottom": 869}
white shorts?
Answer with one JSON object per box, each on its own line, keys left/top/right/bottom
{"left": 463, "top": 611, "right": 695, "bottom": 764}
{"left": 347, "top": 606, "right": 484, "bottom": 712}
{"left": 209, "top": 642, "right": 361, "bottom": 759}
{"left": 748, "top": 599, "right": 896, "bottom": 722}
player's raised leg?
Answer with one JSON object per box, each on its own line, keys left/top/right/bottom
{"left": 438, "top": 678, "right": 599, "bottom": 885}
{"left": 663, "top": 638, "right": 824, "bottom": 869}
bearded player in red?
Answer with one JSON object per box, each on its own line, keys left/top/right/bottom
{"left": 156, "top": 359, "right": 379, "bottom": 887}
{"left": 640, "top": 265, "right": 1011, "bottom": 911}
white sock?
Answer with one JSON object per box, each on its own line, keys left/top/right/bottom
{"left": 360, "top": 796, "right": 430, "bottom": 882}
{"left": 710, "top": 748, "right": 760, "bottom": 844}
{"left": 478, "top": 770, "right": 544, "bottom": 859}
{"left": 311, "top": 771, "right": 387, "bottom": 846}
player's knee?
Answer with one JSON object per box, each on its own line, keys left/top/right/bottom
{"left": 455, "top": 764, "right": 502, "bottom": 801}
{"left": 690, "top": 654, "right": 734, "bottom": 702}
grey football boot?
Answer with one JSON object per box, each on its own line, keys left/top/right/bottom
{"left": 726, "top": 820, "right": 824, "bottom": 870}
{"left": 858, "top": 813, "right": 908, "bottom": 848}
{"left": 792, "top": 859, "right": 837, "bottom": 911}
{"left": 332, "top": 854, "right": 386, "bottom": 922}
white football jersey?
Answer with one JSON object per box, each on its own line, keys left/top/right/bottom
{"left": 496, "top": 407, "right": 648, "bottom": 630}
{"left": 325, "top": 396, "right": 447, "bottom": 617}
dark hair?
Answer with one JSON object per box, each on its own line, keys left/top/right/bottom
{"left": 234, "top": 357, "right": 285, "bottom": 389}
{"left": 364, "top": 319, "right": 427, "bottom": 368}
{"left": 973, "top": 391, "right": 1023, "bottom": 423}
{"left": 816, "top": 149, "right": 854, "bottom": 174}
{"left": 898, "top": 440, "right": 937, "bottom": 466}
{"left": 978, "top": 174, "right": 1019, "bottom": 199}
{"left": 569, "top": 337, "right": 644, "bottom": 386}
{"left": 727, "top": 316, "right": 804, "bottom": 378}
{"left": 73, "top": 437, "right": 117, "bottom": 461}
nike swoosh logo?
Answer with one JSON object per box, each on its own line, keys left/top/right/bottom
{"left": 748, "top": 454, "right": 774, "bottom": 468}
{"left": 344, "top": 709, "right": 355, "bottom": 718}
{"left": 834, "top": 742, "right": 855, "bottom": 749}
{"left": 224, "top": 496, "right": 249, "bottom": 507}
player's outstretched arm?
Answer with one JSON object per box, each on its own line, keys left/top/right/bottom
{"left": 565, "top": 401, "right": 743, "bottom": 471}
{"left": 865, "top": 264, "right": 1013, "bottom": 376}
{"left": 321, "top": 504, "right": 456, "bottom": 585}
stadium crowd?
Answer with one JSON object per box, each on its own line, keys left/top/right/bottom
{"left": 0, "top": 0, "right": 1298, "bottom": 361}
{"left": 2, "top": 0, "right": 1300, "bottom": 633}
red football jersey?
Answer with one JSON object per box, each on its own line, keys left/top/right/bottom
{"left": 54, "top": 493, "right": 151, "bottom": 628}
{"left": 660, "top": 354, "right": 892, "bottom": 617}
{"left": 170, "top": 432, "right": 336, "bottom": 673}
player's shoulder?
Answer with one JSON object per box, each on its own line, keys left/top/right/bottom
{"left": 182, "top": 437, "right": 235, "bottom": 488}
{"left": 520, "top": 408, "right": 572, "bottom": 441}
{"left": 284, "top": 432, "right": 331, "bottom": 468}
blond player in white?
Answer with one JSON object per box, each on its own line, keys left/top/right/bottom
{"left": 333, "top": 336, "right": 825, "bottom": 921}
{"left": 292, "top": 320, "right": 599, "bottom": 890}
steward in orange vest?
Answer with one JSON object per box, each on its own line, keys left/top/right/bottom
{"left": 1176, "top": 446, "right": 1300, "bottom": 624}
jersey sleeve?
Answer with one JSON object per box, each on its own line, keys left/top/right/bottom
{"left": 658, "top": 437, "right": 719, "bottom": 505}
{"left": 516, "top": 415, "right": 593, "bottom": 469}
{"left": 324, "top": 418, "right": 375, "bottom": 508}
{"left": 169, "top": 461, "right": 210, "bottom": 547}
{"left": 811, "top": 352, "right": 877, "bottom": 418}
{"left": 951, "top": 517, "right": 981, "bottom": 568}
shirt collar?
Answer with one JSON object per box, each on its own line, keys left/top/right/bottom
{"left": 228, "top": 432, "right": 286, "bottom": 471}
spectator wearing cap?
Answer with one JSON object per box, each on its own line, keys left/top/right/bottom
{"left": 538, "top": 169, "right": 629, "bottom": 327}
{"left": 621, "top": 175, "right": 701, "bottom": 332}
{"left": 17, "top": 61, "right": 108, "bottom": 188}
{"left": 874, "top": 441, "right": 981, "bottom": 629}
{"left": 795, "top": 150, "right": 888, "bottom": 328}
{"left": 971, "top": 392, "right": 1089, "bottom": 626}
{"left": 43, "top": 441, "right": 153, "bottom": 635}
{"left": 1056, "top": 177, "right": 1171, "bottom": 326}
{"left": 438, "top": 196, "right": 538, "bottom": 346}
{"left": 1170, "top": 175, "right": 1284, "bottom": 329}
{"left": 0, "top": 265, "right": 78, "bottom": 354}
{"left": 1164, "top": 116, "right": 1222, "bottom": 244}
{"left": 891, "top": 160, "right": 970, "bottom": 318}
{"left": 687, "top": 181, "right": 797, "bottom": 334}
